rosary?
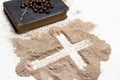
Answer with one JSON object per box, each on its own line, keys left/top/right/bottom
{"left": 20, "top": 0, "right": 55, "bottom": 21}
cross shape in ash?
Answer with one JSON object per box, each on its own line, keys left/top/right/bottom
{"left": 29, "top": 33, "right": 92, "bottom": 70}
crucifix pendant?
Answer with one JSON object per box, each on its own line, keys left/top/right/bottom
{"left": 20, "top": 7, "right": 29, "bottom": 21}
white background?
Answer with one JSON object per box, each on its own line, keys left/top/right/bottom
{"left": 0, "top": 0, "right": 120, "bottom": 80}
